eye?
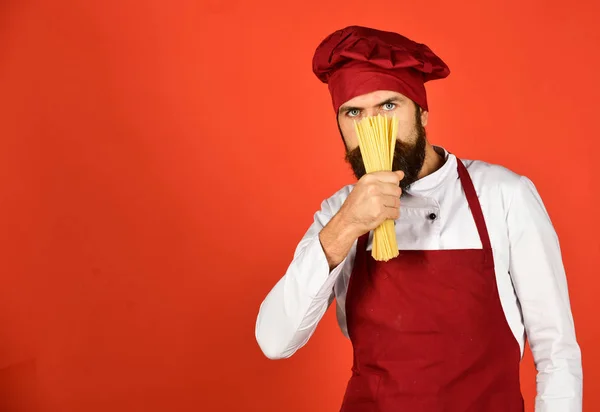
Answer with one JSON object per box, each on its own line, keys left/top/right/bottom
{"left": 383, "top": 102, "right": 396, "bottom": 111}
{"left": 346, "top": 109, "right": 360, "bottom": 117}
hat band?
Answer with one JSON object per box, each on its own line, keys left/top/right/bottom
{"left": 328, "top": 65, "right": 428, "bottom": 114}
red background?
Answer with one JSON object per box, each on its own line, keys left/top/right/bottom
{"left": 1, "top": 0, "right": 598, "bottom": 411}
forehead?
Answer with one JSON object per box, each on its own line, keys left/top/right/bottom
{"left": 341, "top": 90, "right": 407, "bottom": 109}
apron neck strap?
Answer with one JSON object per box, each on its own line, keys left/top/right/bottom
{"left": 455, "top": 158, "right": 493, "bottom": 252}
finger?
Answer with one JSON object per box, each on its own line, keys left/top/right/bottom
{"left": 382, "top": 195, "right": 401, "bottom": 209}
{"left": 384, "top": 204, "right": 400, "bottom": 220}
{"left": 372, "top": 171, "right": 403, "bottom": 185}
{"left": 378, "top": 182, "right": 403, "bottom": 198}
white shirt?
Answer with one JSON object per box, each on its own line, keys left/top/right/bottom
{"left": 255, "top": 147, "right": 582, "bottom": 411}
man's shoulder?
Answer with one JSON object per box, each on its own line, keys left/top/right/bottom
{"left": 461, "top": 157, "right": 524, "bottom": 190}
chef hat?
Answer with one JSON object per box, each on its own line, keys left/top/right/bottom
{"left": 312, "top": 25, "right": 450, "bottom": 113}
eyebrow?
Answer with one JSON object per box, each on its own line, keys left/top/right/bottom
{"left": 339, "top": 97, "right": 403, "bottom": 113}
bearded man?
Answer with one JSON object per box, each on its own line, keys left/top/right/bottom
{"left": 255, "top": 25, "right": 582, "bottom": 412}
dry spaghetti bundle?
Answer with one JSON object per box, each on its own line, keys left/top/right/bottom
{"left": 353, "top": 114, "right": 400, "bottom": 262}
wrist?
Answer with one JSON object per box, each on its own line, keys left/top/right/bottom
{"left": 330, "top": 210, "right": 361, "bottom": 243}
{"left": 319, "top": 212, "right": 360, "bottom": 271}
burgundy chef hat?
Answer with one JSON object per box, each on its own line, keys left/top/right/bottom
{"left": 312, "top": 25, "right": 450, "bottom": 113}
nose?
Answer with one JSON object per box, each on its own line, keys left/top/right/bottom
{"left": 364, "top": 107, "right": 378, "bottom": 117}
{"left": 364, "top": 107, "right": 389, "bottom": 118}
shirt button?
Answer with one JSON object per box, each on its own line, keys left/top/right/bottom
{"left": 428, "top": 213, "right": 437, "bottom": 220}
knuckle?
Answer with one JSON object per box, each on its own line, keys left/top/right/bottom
{"left": 374, "top": 203, "right": 383, "bottom": 217}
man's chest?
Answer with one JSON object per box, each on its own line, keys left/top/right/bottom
{"left": 362, "top": 186, "right": 509, "bottom": 252}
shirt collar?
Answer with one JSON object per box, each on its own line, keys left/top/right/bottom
{"left": 403, "top": 146, "right": 458, "bottom": 197}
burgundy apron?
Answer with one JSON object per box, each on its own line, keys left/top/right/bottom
{"left": 340, "top": 158, "right": 524, "bottom": 412}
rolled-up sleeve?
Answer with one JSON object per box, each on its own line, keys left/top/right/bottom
{"left": 506, "top": 176, "right": 583, "bottom": 411}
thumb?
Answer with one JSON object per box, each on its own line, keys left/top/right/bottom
{"left": 394, "top": 170, "right": 405, "bottom": 180}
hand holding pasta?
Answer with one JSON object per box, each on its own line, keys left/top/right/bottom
{"left": 337, "top": 169, "right": 403, "bottom": 248}
{"left": 347, "top": 114, "right": 401, "bottom": 261}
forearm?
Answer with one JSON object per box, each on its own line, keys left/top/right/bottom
{"left": 319, "top": 212, "right": 359, "bottom": 270}
{"left": 255, "top": 233, "right": 351, "bottom": 360}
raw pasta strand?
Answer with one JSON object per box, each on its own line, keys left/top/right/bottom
{"left": 375, "top": 117, "right": 386, "bottom": 171}
{"left": 389, "top": 115, "right": 397, "bottom": 166}
{"left": 383, "top": 116, "right": 390, "bottom": 167}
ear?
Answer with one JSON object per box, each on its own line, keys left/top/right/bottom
{"left": 420, "top": 109, "right": 429, "bottom": 127}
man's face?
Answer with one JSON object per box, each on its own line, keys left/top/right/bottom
{"left": 337, "top": 90, "right": 429, "bottom": 191}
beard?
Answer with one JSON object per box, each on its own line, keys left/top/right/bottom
{"left": 343, "top": 109, "right": 427, "bottom": 192}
